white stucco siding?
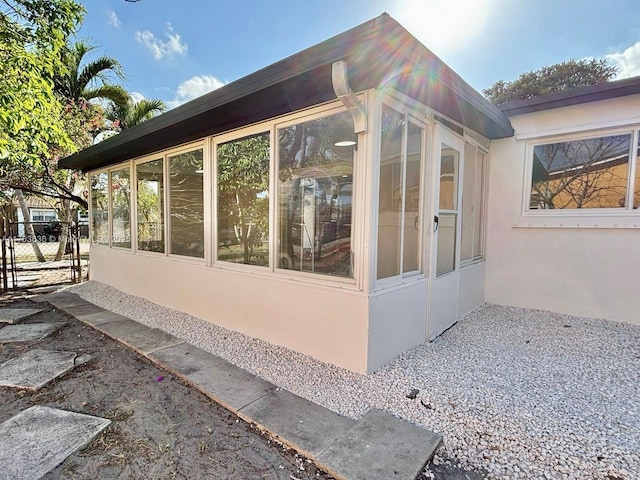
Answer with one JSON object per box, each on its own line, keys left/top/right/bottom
{"left": 89, "top": 247, "right": 371, "bottom": 373}
{"left": 486, "top": 97, "right": 640, "bottom": 325}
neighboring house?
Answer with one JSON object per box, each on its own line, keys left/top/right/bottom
{"left": 59, "top": 14, "right": 640, "bottom": 374}
{"left": 14, "top": 197, "right": 58, "bottom": 238}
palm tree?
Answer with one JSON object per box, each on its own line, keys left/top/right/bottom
{"left": 107, "top": 96, "right": 166, "bottom": 130}
{"left": 53, "top": 40, "right": 129, "bottom": 107}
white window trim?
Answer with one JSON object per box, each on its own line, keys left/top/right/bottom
{"left": 459, "top": 141, "right": 488, "bottom": 268}
{"left": 373, "top": 94, "right": 429, "bottom": 290}
{"left": 521, "top": 126, "right": 640, "bottom": 222}
{"left": 133, "top": 153, "right": 166, "bottom": 257}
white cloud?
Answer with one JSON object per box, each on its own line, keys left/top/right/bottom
{"left": 135, "top": 25, "right": 188, "bottom": 61}
{"left": 106, "top": 10, "right": 121, "bottom": 29}
{"left": 167, "top": 75, "right": 226, "bottom": 109}
{"left": 130, "top": 91, "right": 146, "bottom": 104}
{"left": 607, "top": 41, "right": 640, "bottom": 79}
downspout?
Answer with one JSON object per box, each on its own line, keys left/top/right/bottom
{"left": 332, "top": 61, "right": 367, "bottom": 133}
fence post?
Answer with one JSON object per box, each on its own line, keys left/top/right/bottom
{"left": 1, "top": 219, "right": 7, "bottom": 293}
{"left": 74, "top": 222, "right": 82, "bottom": 282}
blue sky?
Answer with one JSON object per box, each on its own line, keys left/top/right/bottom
{"left": 76, "top": 0, "right": 640, "bottom": 109}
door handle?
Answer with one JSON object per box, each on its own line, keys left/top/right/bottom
{"left": 433, "top": 215, "right": 439, "bottom": 232}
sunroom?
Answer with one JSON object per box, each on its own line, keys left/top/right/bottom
{"left": 60, "top": 14, "right": 513, "bottom": 373}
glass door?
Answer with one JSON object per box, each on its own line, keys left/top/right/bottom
{"left": 428, "top": 127, "right": 464, "bottom": 339}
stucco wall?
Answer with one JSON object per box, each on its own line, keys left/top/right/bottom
{"left": 90, "top": 247, "right": 371, "bottom": 373}
{"left": 486, "top": 96, "right": 640, "bottom": 325}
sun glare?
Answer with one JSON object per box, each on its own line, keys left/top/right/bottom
{"left": 391, "top": 0, "right": 501, "bottom": 56}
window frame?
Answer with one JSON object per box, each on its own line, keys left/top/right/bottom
{"left": 273, "top": 104, "right": 359, "bottom": 285}
{"left": 165, "top": 141, "right": 208, "bottom": 264}
{"left": 374, "top": 96, "right": 428, "bottom": 289}
{"left": 212, "top": 125, "right": 273, "bottom": 273}
{"left": 523, "top": 127, "right": 639, "bottom": 218}
{"left": 460, "top": 141, "right": 488, "bottom": 267}
{"left": 133, "top": 154, "right": 166, "bottom": 256}
{"left": 109, "top": 163, "right": 133, "bottom": 250}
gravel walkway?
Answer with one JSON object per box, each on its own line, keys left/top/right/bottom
{"left": 69, "top": 281, "right": 639, "bottom": 480}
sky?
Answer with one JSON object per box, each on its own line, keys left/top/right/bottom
{"left": 75, "top": 0, "right": 640, "bottom": 109}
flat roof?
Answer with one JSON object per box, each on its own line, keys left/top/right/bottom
{"left": 60, "top": 13, "right": 513, "bottom": 172}
{"left": 498, "top": 76, "right": 640, "bottom": 116}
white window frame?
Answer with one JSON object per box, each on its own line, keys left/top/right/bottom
{"left": 273, "top": 103, "right": 360, "bottom": 285}
{"left": 212, "top": 125, "right": 273, "bottom": 273}
{"left": 374, "top": 95, "right": 429, "bottom": 289}
{"left": 133, "top": 153, "right": 166, "bottom": 257}
{"left": 522, "top": 126, "right": 639, "bottom": 218}
{"left": 459, "top": 140, "right": 488, "bottom": 267}
{"left": 108, "top": 162, "right": 133, "bottom": 251}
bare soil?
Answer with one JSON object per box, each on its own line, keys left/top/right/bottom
{"left": 0, "top": 295, "right": 334, "bottom": 480}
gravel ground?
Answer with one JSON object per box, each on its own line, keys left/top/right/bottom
{"left": 70, "top": 281, "right": 640, "bottom": 480}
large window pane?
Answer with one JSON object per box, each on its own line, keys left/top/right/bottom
{"left": 217, "top": 132, "right": 270, "bottom": 266}
{"left": 461, "top": 144, "right": 486, "bottom": 264}
{"left": 90, "top": 172, "right": 109, "bottom": 245}
{"left": 278, "top": 112, "right": 354, "bottom": 278}
{"left": 136, "top": 158, "right": 164, "bottom": 253}
{"left": 530, "top": 134, "right": 630, "bottom": 209}
{"left": 436, "top": 145, "right": 459, "bottom": 276}
{"left": 169, "top": 148, "right": 204, "bottom": 258}
{"left": 402, "top": 121, "right": 422, "bottom": 273}
{"left": 110, "top": 167, "right": 131, "bottom": 248}
{"left": 377, "top": 106, "right": 403, "bottom": 279}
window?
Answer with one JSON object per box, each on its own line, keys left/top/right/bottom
{"left": 136, "top": 158, "right": 164, "bottom": 253}
{"left": 110, "top": 167, "right": 131, "bottom": 248}
{"left": 376, "top": 105, "right": 424, "bottom": 280}
{"left": 461, "top": 143, "right": 486, "bottom": 264}
{"left": 31, "top": 210, "right": 56, "bottom": 222}
{"left": 169, "top": 148, "right": 204, "bottom": 258}
{"left": 90, "top": 172, "right": 109, "bottom": 245}
{"left": 217, "top": 132, "right": 270, "bottom": 266}
{"left": 528, "top": 133, "right": 633, "bottom": 210}
{"left": 277, "top": 111, "right": 355, "bottom": 278}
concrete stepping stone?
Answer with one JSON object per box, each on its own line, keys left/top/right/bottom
{"left": 0, "top": 405, "right": 110, "bottom": 480}
{"left": 239, "top": 388, "right": 356, "bottom": 457}
{"left": 0, "top": 308, "right": 45, "bottom": 324}
{"left": 317, "top": 409, "right": 442, "bottom": 480}
{"left": 0, "top": 322, "right": 65, "bottom": 343}
{"left": 0, "top": 349, "right": 92, "bottom": 390}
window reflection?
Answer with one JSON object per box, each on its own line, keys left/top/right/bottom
{"left": 531, "top": 135, "right": 630, "bottom": 209}
{"left": 217, "top": 132, "right": 270, "bottom": 266}
{"left": 278, "top": 112, "right": 354, "bottom": 278}
{"left": 110, "top": 168, "right": 131, "bottom": 248}
{"left": 90, "top": 172, "right": 109, "bottom": 245}
{"left": 169, "top": 149, "right": 204, "bottom": 258}
{"left": 136, "top": 159, "right": 164, "bottom": 253}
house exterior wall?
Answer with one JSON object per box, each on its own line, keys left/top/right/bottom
{"left": 486, "top": 95, "right": 640, "bottom": 325}
{"left": 90, "top": 246, "right": 371, "bottom": 372}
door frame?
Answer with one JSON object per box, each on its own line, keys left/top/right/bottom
{"left": 426, "top": 124, "right": 465, "bottom": 339}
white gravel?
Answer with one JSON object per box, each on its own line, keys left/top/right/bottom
{"left": 68, "top": 281, "right": 639, "bottom": 480}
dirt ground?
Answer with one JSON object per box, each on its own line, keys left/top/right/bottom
{"left": 0, "top": 296, "right": 335, "bottom": 480}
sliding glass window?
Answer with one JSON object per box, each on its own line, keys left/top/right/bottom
{"left": 217, "top": 132, "right": 270, "bottom": 266}
{"left": 169, "top": 148, "right": 204, "bottom": 258}
{"left": 110, "top": 167, "right": 131, "bottom": 249}
{"left": 277, "top": 111, "right": 355, "bottom": 278}
{"left": 136, "top": 158, "right": 164, "bottom": 253}
{"left": 377, "top": 105, "right": 424, "bottom": 281}
{"left": 90, "top": 172, "right": 109, "bottom": 245}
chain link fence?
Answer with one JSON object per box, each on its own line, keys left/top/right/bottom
{"left": 1, "top": 221, "right": 89, "bottom": 293}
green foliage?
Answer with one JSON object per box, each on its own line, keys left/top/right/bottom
{"left": 217, "top": 133, "right": 270, "bottom": 264}
{"left": 483, "top": 59, "right": 619, "bottom": 105}
{"left": 0, "top": 0, "right": 84, "bottom": 169}
{"left": 107, "top": 96, "right": 166, "bottom": 130}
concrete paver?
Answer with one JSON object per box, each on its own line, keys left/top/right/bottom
{"left": 0, "top": 406, "right": 110, "bottom": 480}
{"left": 0, "top": 349, "right": 92, "bottom": 390}
{"left": 0, "top": 308, "right": 45, "bottom": 324}
{"left": 72, "top": 310, "right": 131, "bottom": 326}
{"left": 239, "top": 388, "right": 356, "bottom": 457}
{"left": 318, "top": 408, "right": 442, "bottom": 480}
{"left": 60, "top": 303, "right": 107, "bottom": 317}
{"left": 0, "top": 322, "right": 65, "bottom": 343}
{"left": 188, "top": 362, "right": 276, "bottom": 412}
{"left": 150, "top": 343, "right": 227, "bottom": 375}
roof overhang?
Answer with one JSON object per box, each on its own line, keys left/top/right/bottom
{"left": 498, "top": 76, "right": 640, "bottom": 116}
{"left": 60, "top": 13, "right": 513, "bottom": 172}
